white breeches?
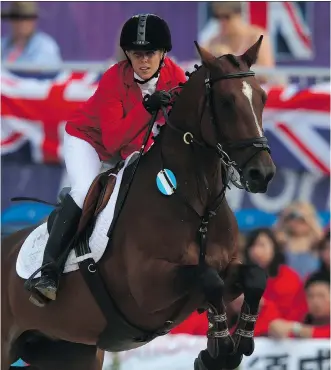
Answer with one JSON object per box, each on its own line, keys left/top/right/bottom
{"left": 63, "top": 132, "right": 102, "bottom": 209}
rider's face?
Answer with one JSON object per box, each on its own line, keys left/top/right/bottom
{"left": 126, "top": 50, "right": 164, "bottom": 80}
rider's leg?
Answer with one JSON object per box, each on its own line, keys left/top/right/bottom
{"left": 31, "top": 132, "right": 102, "bottom": 301}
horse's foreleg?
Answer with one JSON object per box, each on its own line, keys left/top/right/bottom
{"left": 199, "top": 266, "right": 234, "bottom": 360}
{"left": 195, "top": 261, "right": 265, "bottom": 370}
{"left": 231, "top": 263, "right": 267, "bottom": 356}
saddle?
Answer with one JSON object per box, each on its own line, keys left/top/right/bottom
{"left": 77, "top": 170, "right": 117, "bottom": 235}
{"left": 47, "top": 166, "right": 120, "bottom": 242}
{"left": 75, "top": 157, "right": 136, "bottom": 238}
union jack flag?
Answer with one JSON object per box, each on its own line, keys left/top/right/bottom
{"left": 1, "top": 70, "right": 330, "bottom": 175}
{"left": 248, "top": 1, "right": 313, "bottom": 60}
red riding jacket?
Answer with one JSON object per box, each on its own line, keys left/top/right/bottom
{"left": 65, "top": 57, "right": 187, "bottom": 161}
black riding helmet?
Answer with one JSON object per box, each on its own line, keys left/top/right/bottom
{"left": 120, "top": 14, "right": 172, "bottom": 52}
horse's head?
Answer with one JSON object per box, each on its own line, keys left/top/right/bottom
{"left": 186, "top": 36, "right": 275, "bottom": 193}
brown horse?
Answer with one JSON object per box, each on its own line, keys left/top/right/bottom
{"left": 2, "top": 37, "right": 275, "bottom": 370}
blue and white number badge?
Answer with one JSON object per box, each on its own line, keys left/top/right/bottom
{"left": 156, "top": 169, "right": 177, "bottom": 196}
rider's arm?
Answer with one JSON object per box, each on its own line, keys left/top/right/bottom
{"left": 97, "top": 66, "right": 152, "bottom": 155}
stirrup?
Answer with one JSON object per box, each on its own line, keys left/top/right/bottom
{"left": 34, "top": 273, "right": 59, "bottom": 301}
{"left": 28, "top": 287, "right": 50, "bottom": 308}
{"left": 29, "top": 294, "right": 46, "bottom": 308}
{"left": 35, "top": 285, "right": 57, "bottom": 301}
{"left": 24, "top": 262, "right": 54, "bottom": 292}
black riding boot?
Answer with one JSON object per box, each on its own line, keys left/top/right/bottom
{"left": 31, "top": 194, "right": 82, "bottom": 302}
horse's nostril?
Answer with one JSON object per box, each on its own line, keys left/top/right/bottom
{"left": 248, "top": 168, "right": 263, "bottom": 182}
{"left": 265, "top": 172, "right": 274, "bottom": 183}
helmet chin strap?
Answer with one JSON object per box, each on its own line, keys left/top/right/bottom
{"left": 134, "top": 66, "right": 160, "bottom": 84}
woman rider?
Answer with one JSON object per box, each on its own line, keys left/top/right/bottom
{"left": 27, "top": 13, "right": 187, "bottom": 305}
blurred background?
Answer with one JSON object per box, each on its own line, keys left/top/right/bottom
{"left": 1, "top": 1, "right": 330, "bottom": 369}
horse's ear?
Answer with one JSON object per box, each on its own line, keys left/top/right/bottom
{"left": 241, "top": 35, "right": 263, "bottom": 68}
{"left": 194, "top": 41, "right": 217, "bottom": 67}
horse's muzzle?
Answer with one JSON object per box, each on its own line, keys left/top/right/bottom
{"left": 242, "top": 162, "right": 276, "bottom": 193}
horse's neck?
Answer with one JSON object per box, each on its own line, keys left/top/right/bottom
{"left": 158, "top": 75, "right": 223, "bottom": 213}
{"left": 169, "top": 70, "right": 206, "bottom": 140}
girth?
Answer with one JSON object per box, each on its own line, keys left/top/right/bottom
{"left": 77, "top": 255, "right": 173, "bottom": 352}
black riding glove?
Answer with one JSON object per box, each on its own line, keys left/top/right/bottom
{"left": 142, "top": 90, "right": 172, "bottom": 114}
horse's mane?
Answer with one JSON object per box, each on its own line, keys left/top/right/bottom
{"left": 166, "top": 53, "right": 241, "bottom": 121}
{"left": 187, "top": 53, "right": 241, "bottom": 74}
{"left": 224, "top": 54, "right": 241, "bottom": 68}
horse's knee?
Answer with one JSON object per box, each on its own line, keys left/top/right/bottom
{"left": 200, "top": 266, "right": 224, "bottom": 301}
{"left": 241, "top": 264, "right": 267, "bottom": 301}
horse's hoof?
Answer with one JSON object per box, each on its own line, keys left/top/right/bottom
{"left": 29, "top": 294, "right": 46, "bottom": 308}
{"left": 237, "top": 338, "right": 254, "bottom": 356}
{"left": 225, "top": 353, "right": 243, "bottom": 369}
{"left": 194, "top": 357, "right": 208, "bottom": 370}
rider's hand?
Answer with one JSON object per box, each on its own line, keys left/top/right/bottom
{"left": 142, "top": 90, "right": 172, "bottom": 114}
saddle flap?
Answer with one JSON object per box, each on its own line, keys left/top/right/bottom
{"left": 77, "top": 172, "right": 116, "bottom": 235}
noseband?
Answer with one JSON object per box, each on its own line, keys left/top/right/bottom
{"left": 165, "top": 67, "right": 270, "bottom": 190}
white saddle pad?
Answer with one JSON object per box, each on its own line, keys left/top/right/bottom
{"left": 16, "top": 152, "right": 139, "bottom": 279}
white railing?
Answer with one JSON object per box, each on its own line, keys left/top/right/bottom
{"left": 2, "top": 61, "right": 330, "bottom": 86}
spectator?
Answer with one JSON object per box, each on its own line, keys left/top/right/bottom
{"left": 279, "top": 227, "right": 330, "bottom": 325}
{"left": 314, "top": 227, "right": 330, "bottom": 276}
{"left": 1, "top": 1, "right": 62, "bottom": 66}
{"left": 201, "top": 2, "right": 274, "bottom": 67}
{"left": 274, "top": 202, "right": 323, "bottom": 279}
{"left": 243, "top": 228, "right": 305, "bottom": 320}
{"left": 268, "top": 272, "right": 330, "bottom": 339}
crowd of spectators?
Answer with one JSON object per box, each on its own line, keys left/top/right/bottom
{"left": 2, "top": 1, "right": 276, "bottom": 82}
{"left": 171, "top": 201, "right": 330, "bottom": 340}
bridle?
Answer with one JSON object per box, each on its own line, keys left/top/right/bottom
{"left": 164, "top": 66, "right": 271, "bottom": 191}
